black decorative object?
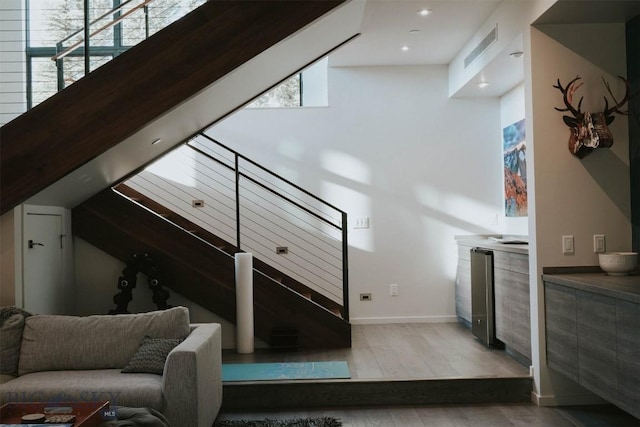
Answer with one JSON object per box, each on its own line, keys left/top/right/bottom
{"left": 109, "top": 252, "right": 172, "bottom": 314}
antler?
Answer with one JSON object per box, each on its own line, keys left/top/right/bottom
{"left": 602, "top": 75, "right": 629, "bottom": 117}
{"left": 554, "top": 75, "right": 584, "bottom": 118}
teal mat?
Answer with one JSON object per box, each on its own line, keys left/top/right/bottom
{"left": 222, "top": 361, "right": 350, "bottom": 382}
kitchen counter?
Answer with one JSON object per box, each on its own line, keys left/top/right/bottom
{"left": 455, "top": 235, "right": 531, "bottom": 363}
{"left": 542, "top": 272, "right": 640, "bottom": 303}
{"left": 455, "top": 235, "right": 529, "bottom": 255}
{"left": 543, "top": 271, "right": 640, "bottom": 419}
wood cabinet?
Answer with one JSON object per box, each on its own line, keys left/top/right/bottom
{"left": 455, "top": 238, "right": 530, "bottom": 363}
{"left": 455, "top": 242, "right": 473, "bottom": 325}
{"left": 544, "top": 283, "right": 579, "bottom": 382}
{"left": 616, "top": 299, "right": 640, "bottom": 416}
{"left": 544, "top": 279, "right": 640, "bottom": 419}
{"left": 493, "top": 251, "right": 531, "bottom": 362}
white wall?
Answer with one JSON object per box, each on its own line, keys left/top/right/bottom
{"left": 74, "top": 238, "right": 240, "bottom": 349}
{"left": 528, "top": 24, "right": 631, "bottom": 405}
{"left": 208, "top": 65, "right": 504, "bottom": 323}
{"left": 500, "top": 83, "right": 528, "bottom": 236}
{"left": 0, "top": 0, "right": 26, "bottom": 126}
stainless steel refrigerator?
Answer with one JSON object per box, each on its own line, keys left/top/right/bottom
{"left": 470, "top": 248, "right": 499, "bottom": 347}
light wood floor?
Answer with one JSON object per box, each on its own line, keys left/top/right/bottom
{"left": 222, "top": 322, "right": 529, "bottom": 380}
{"left": 215, "top": 403, "right": 640, "bottom": 426}
{"left": 218, "top": 323, "right": 640, "bottom": 425}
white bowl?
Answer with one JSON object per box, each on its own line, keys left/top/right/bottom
{"left": 598, "top": 252, "right": 638, "bottom": 276}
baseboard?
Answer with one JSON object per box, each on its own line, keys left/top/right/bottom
{"left": 532, "top": 391, "right": 607, "bottom": 407}
{"left": 350, "top": 315, "right": 458, "bottom": 325}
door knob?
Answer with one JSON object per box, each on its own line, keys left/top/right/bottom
{"left": 28, "top": 240, "right": 44, "bottom": 249}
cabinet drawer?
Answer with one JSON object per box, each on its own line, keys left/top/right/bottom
{"left": 494, "top": 251, "right": 529, "bottom": 274}
{"left": 616, "top": 300, "right": 640, "bottom": 416}
{"left": 545, "top": 283, "right": 579, "bottom": 382}
{"left": 577, "top": 290, "right": 617, "bottom": 402}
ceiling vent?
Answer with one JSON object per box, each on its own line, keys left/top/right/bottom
{"left": 464, "top": 25, "right": 498, "bottom": 69}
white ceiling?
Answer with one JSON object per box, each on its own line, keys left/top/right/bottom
{"left": 327, "top": 0, "right": 640, "bottom": 98}
{"left": 330, "top": 0, "right": 502, "bottom": 67}
{"left": 328, "top": 0, "right": 520, "bottom": 98}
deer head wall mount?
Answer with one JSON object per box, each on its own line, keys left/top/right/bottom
{"left": 554, "top": 75, "right": 629, "bottom": 159}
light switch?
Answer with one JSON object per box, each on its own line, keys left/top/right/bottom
{"left": 562, "top": 235, "right": 574, "bottom": 254}
{"left": 593, "top": 235, "right": 605, "bottom": 253}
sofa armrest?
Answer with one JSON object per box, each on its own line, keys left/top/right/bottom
{"left": 162, "top": 323, "right": 222, "bottom": 427}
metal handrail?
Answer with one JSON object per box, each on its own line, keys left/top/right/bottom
{"left": 187, "top": 143, "right": 342, "bottom": 229}
{"left": 57, "top": 0, "right": 139, "bottom": 46}
{"left": 187, "top": 133, "right": 349, "bottom": 320}
{"left": 198, "top": 133, "right": 347, "bottom": 215}
{"left": 52, "top": 0, "right": 154, "bottom": 61}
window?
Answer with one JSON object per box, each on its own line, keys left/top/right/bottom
{"left": 248, "top": 57, "right": 329, "bottom": 109}
{"left": 24, "top": 0, "right": 205, "bottom": 108}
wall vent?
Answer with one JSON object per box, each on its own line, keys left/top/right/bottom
{"left": 464, "top": 25, "right": 498, "bottom": 69}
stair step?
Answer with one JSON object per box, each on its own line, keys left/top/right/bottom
{"left": 270, "top": 327, "right": 299, "bottom": 352}
{"left": 222, "top": 377, "right": 533, "bottom": 410}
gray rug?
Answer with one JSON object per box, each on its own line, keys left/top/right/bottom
{"left": 215, "top": 417, "right": 342, "bottom": 427}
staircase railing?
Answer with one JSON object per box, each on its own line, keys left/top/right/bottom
{"left": 49, "top": 0, "right": 205, "bottom": 92}
{"left": 124, "top": 132, "right": 350, "bottom": 320}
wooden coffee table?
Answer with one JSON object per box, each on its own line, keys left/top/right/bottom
{"left": 0, "top": 401, "right": 109, "bottom": 426}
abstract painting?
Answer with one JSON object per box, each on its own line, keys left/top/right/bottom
{"left": 503, "top": 119, "right": 527, "bottom": 217}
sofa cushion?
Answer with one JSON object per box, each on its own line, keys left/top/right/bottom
{"left": 0, "top": 369, "right": 163, "bottom": 409}
{"left": 19, "top": 307, "right": 190, "bottom": 376}
{"left": 0, "top": 314, "right": 25, "bottom": 377}
{"left": 121, "top": 336, "right": 183, "bottom": 375}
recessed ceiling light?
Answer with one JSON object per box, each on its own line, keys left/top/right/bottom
{"left": 477, "top": 81, "right": 489, "bottom": 88}
{"left": 401, "top": 45, "right": 410, "bottom": 52}
{"left": 151, "top": 138, "right": 162, "bottom": 145}
{"left": 509, "top": 51, "right": 524, "bottom": 58}
{"left": 417, "top": 9, "right": 432, "bottom": 16}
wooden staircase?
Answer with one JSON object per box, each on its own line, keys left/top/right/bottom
{"left": 114, "top": 183, "right": 346, "bottom": 319}
{"left": 0, "top": 0, "right": 349, "bottom": 215}
{"left": 73, "top": 187, "right": 351, "bottom": 349}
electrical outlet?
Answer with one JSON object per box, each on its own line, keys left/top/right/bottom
{"left": 389, "top": 284, "right": 398, "bottom": 296}
{"left": 360, "top": 293, "right": 372, "bottom": 301}
{"left": 562, "top": 235, "right": 574, "bottom": 254}
{"left": 593, "top": 235, "right": 606, "bottom": 253}
{"left": 192, "top": 199, "right": 205, "bottom": 208}
{"left": 276, "top": 246, "right": 288, "bottom": 255}
{"left": 354, "top": 217, "right": 370, "bottom": 229}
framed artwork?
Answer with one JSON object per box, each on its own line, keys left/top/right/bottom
{"left": 503, "top": 119, "right": 527, "bottom": 217}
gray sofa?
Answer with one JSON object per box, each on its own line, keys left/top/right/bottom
{"left": 0, "top": 306, "right": 222, "bottom": 427}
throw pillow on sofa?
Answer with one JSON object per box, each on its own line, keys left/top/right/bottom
{"left": 0, "top": 307, "right": 31, "bottom": 378}
{"left": 122, "top": 335, "right": 184, "bottom": 374}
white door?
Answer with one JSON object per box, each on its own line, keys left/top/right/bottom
{"left": 23, "top": 207, "right": 68, "bottom": 314}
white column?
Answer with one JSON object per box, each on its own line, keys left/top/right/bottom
{"left": 235, "top": 252, "right": 254, "bottom": 353}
